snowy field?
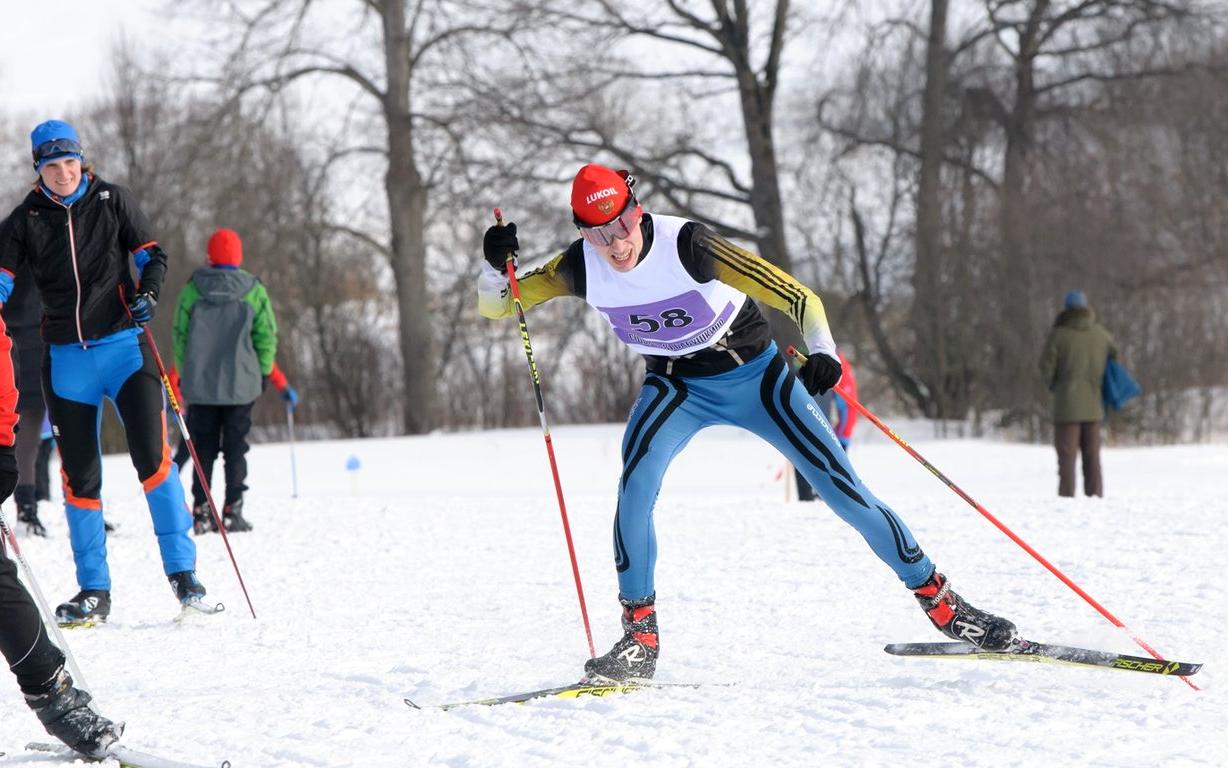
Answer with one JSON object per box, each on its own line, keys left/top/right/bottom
{"left": 1, "top": 420, "right": 1224, "bottom": 767}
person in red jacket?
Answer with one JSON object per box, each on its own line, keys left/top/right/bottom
{"left": 0, "top": 313, "right": 121, "bottom": 757}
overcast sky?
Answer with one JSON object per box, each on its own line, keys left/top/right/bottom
{"left": 0, "top": 1, "right": 162, "bottom": 116}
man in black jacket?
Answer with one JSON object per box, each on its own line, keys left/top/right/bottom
{"left": 0, "top": 120, "right": 208, "bottom": 625}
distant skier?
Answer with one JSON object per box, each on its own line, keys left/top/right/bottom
{"left": 1040, "top": 290, "right": 1117, "bottom": 497}
{"left": 0, "top": 304, "right": 121, "bottom": 756}
{"left": 479, "top": 164, "right": 1019, "bottom": 683}
{"left": 172, "top": 227, "right": 297, "bottom": 533}
{"left": 0, "top": 120, "right": 208, "bottom": 625}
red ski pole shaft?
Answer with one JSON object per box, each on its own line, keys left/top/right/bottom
{"left": 785, "top": 346, "right": 1197, "bottom": 690}
{"left": 493, "top": 208, "right": 596, "bottom": 659}
{"left": 138, "top": 321, "right": 258, "bottom": 620}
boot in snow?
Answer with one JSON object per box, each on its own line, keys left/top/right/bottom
{"left": 16, "top": 485, "right": 47, "bottom": 537}
{"left": 222, "top": 497, "right": 253, "bottom": 532}
{"left": 913, "top": 570, "right": 1019, "bottom": 651}
{"left": 168, "top": 571, "right": 207, "bottom": 606}
{"left": 583, "top": 595, "right": 659, "bottom": 683}
{"left": 192, "top": 503, "right": 217, "bottom": 535}
{"left": 55, "top": 590, "right": 110, "bottom": 627}
{"left": 26, "top": 667, "right": 123, "bottom": 758}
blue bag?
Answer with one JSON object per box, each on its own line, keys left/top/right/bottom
{"left": 1102, "top": 358, "right": 1141, "bottom": 412}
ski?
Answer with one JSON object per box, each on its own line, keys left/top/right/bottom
{"left": 406, "top": 680, "right": 703, "bottom": 710}
{"left": 884, "top": 640, "right": 1202, "bottom": 677}
{"left": 58, "top": 619, "right": 104, "bottom": 630}
{"left": 26, "top": 741, "right": 230, "bottom": 768}
{"left": 176, "top": 600, "right": 225, "bottom": 621}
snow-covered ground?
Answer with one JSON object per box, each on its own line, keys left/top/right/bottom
{"left": 1, "top": 422, "right": 1224, "bottom": 767}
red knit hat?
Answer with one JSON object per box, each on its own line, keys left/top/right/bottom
{"left": 571, "top": 164, "right": 632, "bottom": 226}
{"left": 207, "top": 228, "right": 242, "bottom": 267}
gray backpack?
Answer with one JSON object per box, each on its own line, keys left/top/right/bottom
{"left": 181, "top": 268, "right": 262, "bottom": 405}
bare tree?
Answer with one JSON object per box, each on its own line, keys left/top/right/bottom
{"left": 195, "top": 0, "right": 532, "bottom": 434}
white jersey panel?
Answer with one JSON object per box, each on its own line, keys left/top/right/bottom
{"left": 583, "top": 215, "right": 746, "bottom": 357}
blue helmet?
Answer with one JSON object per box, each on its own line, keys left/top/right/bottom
{"left": 30, "top": 119, "right": 84, "bottom": 170}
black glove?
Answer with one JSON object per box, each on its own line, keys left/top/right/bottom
{"left": 799, "top": 353, "right": 842, "bottom": 396}
{"left": 482, "top": 222, "right": 519, "bottom": 273}
{"left": 0, "top": 444, "right": 17, "bottom": 504}
{"left": 127, "top": 291, "right": 157, "bottom": 325}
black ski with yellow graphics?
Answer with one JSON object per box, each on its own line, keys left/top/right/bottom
{"left": 884, "top": 640, "right": 1201, "bottom": 677}
{"left": 405, "top": 680, "right": 703, "bottom": 710}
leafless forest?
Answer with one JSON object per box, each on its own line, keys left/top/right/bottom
{"left": 3, "top": 0, "right": 1225, "bottom": 444}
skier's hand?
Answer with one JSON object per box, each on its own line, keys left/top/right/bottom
{"left": 799, "top": 352, "right": 842, "bottom": 396}
{"left": 483, "top": 222, "right": 519, "bottom": 273}
{"left": 281, "top": 385, "right": 299, "bottom": 409}
{"left": 0, "top": 444, "right": 17, "bottom": 504}
{"left": 127, "top": 291, "right": 157, "bottom": 325}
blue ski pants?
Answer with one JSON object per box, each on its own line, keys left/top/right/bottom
{"left": 45, "top": 329, "right": 195, "bottom": 591}
{"left": 614, "top": 344, "right": 933, "bottom": 600}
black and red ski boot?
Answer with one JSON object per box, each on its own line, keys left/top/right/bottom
{"left": 583, "top": 595, "right": 659, "bottom": 683}
{"left": 913, "top": 570, "right": 1019, "bottom": 651}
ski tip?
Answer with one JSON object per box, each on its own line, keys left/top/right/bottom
{"left": 404, "top": 697, "right": 422, "bottom": 710}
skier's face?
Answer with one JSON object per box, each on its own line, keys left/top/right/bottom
{"left": 591, "top": 209, "right": 644, "bottom": 273}
{"left": 39, "top": 157, "right": 82, "bottom": 198}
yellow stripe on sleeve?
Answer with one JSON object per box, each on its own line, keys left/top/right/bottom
{"left": 477, "top": 252, "right": 575, "bottom": 319}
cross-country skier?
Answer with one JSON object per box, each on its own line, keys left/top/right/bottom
{"left": 0, "top": 120, "right": 208, "bottom": 625}
{"left": 478, "top": 163, "right": 1019, "bottom": 683}
{"left": 0, "top": 308, "right": 122, "bottom": 756}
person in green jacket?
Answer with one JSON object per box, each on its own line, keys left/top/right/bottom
{"left": 1039, "top": 290, "right": 1117, "bottom": 497}
{"left": 172, "top": 228, "right": 298, "bottom": 532}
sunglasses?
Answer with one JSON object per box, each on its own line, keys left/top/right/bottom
{"left": 577, "top": 201, "right": 642, "bottom": 247}
{"left": 32, "top": 138, "right": 83, "bottom": 165}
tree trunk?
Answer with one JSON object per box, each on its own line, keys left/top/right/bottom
{"left": 996, "top": 27, "right": 1040, "bottom": 418}
{"left": 382, "top": 0, "right": 436, "bottom": 433}
{"left": 910, "top": 0, "right": 950, "bottom": 419}
{"left": 731, "top": 20, "right": 802, "bottom": 351}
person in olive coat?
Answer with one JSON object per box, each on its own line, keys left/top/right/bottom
{"left": 1039, "top": 290, "right": 1117, "bottom": 497}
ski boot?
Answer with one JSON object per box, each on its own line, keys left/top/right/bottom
{"left": 192, "top": 503, "right": 217, "bottom": 535}
{"left": 223, "top": 497, "right": 253, "bottom": 533}
{"left": 583, "top": 595, "right": 658, "bottom": 683}
{"left": 913, "top": 570, "right": 1019, "bottom": 651}
{"left": 16, "top": 484, "right": 47, "bottom": 537}
{"left": 26, "top": 667, "right": 123, "bottom": 758}
{"left": 55, "top": 590, "right": 111, "bottom": 627}
{"left": 168, "top": 571, "right": 220, "bottom": 618}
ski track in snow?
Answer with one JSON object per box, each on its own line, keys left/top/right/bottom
{"left": 1, "top": 424, "right": 1224, "bottom": 767}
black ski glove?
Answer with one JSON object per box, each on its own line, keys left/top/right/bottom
{"left": 483, "top": 222, "right": 519, "bottom": 273}
{"left": 0, "top": 444, "right": 17, "bottom": 504}
{"left": 127, "top": 291, "right": 157, "bottom": 326}
{"left": 799, "top": 353, "right": 842, "bottom": 396}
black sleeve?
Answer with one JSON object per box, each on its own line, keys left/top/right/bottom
{"left": 561, "top": 239, "right": 587, "bottom": 300}
{"left": 676, "top": 221, "right": 718, "bottom": 283}
{"left": 111, "top": 184, "right": 166, "bottom": 298}
{"left": 0, "top": 208, "right": 28, "bottom": 283}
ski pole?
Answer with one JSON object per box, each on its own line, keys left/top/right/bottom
{"left": 286, "top": 402, "right": 299, "bottom": 499}
{"left": 133, "top": 318, "right": 258, "bottom": 620}
{"left": 493, "top": 207, "right": 595, "bottom": 659}
{"left": 0, "top": 506, "right": 94, "bottom": 699}
{"left": 785, "top": 346, "right": 1198, "bottom": 690}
